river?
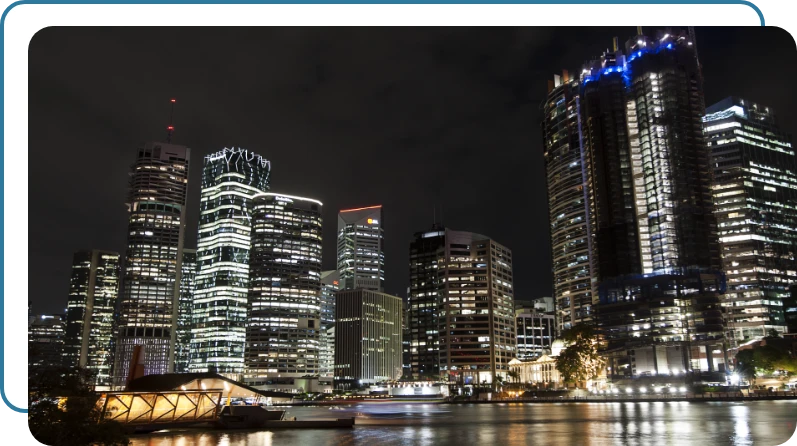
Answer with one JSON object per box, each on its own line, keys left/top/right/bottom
{"left": 130, "top": 401, "right": 797, "bottom": 445}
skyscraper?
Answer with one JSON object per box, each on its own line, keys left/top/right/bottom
{"left": 704, "top": 97, "right": 797, "bottom": 342}
{"left": 191, "top": 147, "right": 271, "bottom": 375}
{"left": 408, "top": 227, "right": 515, "bottom": 385}
{"left": 622, "top": 30, "right": 720, "bottom": 274}
{"left": 407, "top": 225, "right": 446, "bottom": 380}
{"left": 63, "top": 249, "right": 120, "bottom": 386}
{"left": 114, "top": 142, "right": 190, "bottom": 387}
{"left": 337, "top": 205, "right": 384, "bottom": 291}
{"left": 543, "top": 29, "right": 727, "bottom": 378}
{"left": 542, "top": 75, "right": 595, "bottom": 332}
{"left": 334, "top": 289, "right": 403, "bottom": 387}
{"left": 319, "top": 270, "right": 339, "bottom": 377}
{"left": 244, "top": 193, "right": 323, "bottom": 381}
{"left": 174, "top": 249, "right": 196, "bottom": 373}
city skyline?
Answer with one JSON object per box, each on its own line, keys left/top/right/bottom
{"left": 29, "top": 27, "right": 796, "bottom": 317}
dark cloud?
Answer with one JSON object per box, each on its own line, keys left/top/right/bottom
{"left": 29, "top": 26, "right": 796, "bottom": 314}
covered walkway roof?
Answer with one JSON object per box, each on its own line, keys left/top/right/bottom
{"left": 127, "top": 373, "right": 294, "bottom": 401}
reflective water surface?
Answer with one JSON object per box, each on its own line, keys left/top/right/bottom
{"left": 130, "top": 401, "right": 797, "bottom": 446}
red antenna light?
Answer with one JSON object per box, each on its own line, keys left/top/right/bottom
{"left": 166, "top": 98, "right": 176, "bottom": 143}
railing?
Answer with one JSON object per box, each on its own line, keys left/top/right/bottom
{"left": 97, "top": 390, "right": 222, "bottom": 425}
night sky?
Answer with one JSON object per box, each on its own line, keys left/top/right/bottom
{"left": 29, "top": 27, "right": 796, "bottom": 315}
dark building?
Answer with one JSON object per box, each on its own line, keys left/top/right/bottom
{"left": 786, "top": 285, "right": 797, "bottom": 335}
{"left": 114, "top": 142, "right": 190, "bottom": 387}
{"left": 704, "top": 97, "right": 797, "bottom": 343}
{"left": 581, "top": 42, "right": 641, "bottom": 281}
{"left": 515, "top": 310, "right": 556, "bottom": 360}
{"left": 29, "top": 314, "right": 66, "bottom": 377}
{"left": 63, "top": 249, "right": 120, "bottom": 387}
{"left": 244, "top": 193, "right": 323, "bottom": 382}
{"left": 407, "top": 225, "right": 447, "bottom": 380}
{"left": 319, "top": 270, "right": 339, "bottom": 377}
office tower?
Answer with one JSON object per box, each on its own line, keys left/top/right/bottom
{"left": 114, "top": 142, "right": 189, "bottom": 387}
{"left": 174, "top": 249, "right": 196, "bottom": 373}
{"left": 334, "top": 289, "right": 402, "bottom": 387}
{"left": 63, "top": 250, "right": 120, "bottom": 386}
{"left": 599, "top": 271, "right": 726, "bottom": 377}
{"left": 191, "top": 147, "right": 271, "bottom": 375}
{"left": 581, "top": 42, "right": 642, "bottom": 281}
{"left": 337, "top": 205, "right": 384, "bottom": 291}
{"left": 704, "top": 97, "right": 797, "bottom": 342}
{"left": 515, "top": 310, "right": 556, "bottom": 361}
{"left": 407, "top": 225, "right": 446, "bottom": 380}
{"left": 542, "top": 75, "right": 595, "bottom": 332}
{"left": 319, "top": 270, "right": 339, "bottom": 377}
{"left": 244, "top": 193, "right": 323, "bottom": 381}
{"left": 407, "top": 227, "right": 515, "bottom": 385}
{"left": 580, "top": 30, "right": 724, "bottom": 377}
{"left": 29, "top": 314, "right": 66, "bottom": 376}
{"left": 622, "top": 31, "right": 720, "bottom": 274}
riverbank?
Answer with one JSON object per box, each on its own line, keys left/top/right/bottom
{"left": 274, "top": 393, "right": 797, "bottom": 406}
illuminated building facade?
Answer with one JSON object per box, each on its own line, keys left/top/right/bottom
{"left": 319, "top": 270, "right": 339, "bottom": 377}
{"left": 114, "top": 142, "right": 190, "bottom": 387}
{"left": 63, "top": 249, "right": 120, "bottom": 386}
{"left": 174, "top": 249, "right": 196, "bottom": 373}
{"left": 704, "top": 97, "right": 797, "bottom": 342}
{"left": 412, "top": 229, "right": 515, "bottom": 386}
{"left": 542, "top": 75, "right": 595, "bottom": 332}
{"left": 29, "top": 314, "right": 66, "bottom": 376}
{"left": 337, "top": 205, "right": 384, "bottom": 291}
{"left": 621, "top": 31, "right": 720, "bottom": 275}
{"left": 191, "top": 147, "right": 271, "bottom": 375}
{"left": 334, "top": 289, "right": 403, "bottom": 387}
{"left": 244, "top": 193, "right": 323, "bottom": 381}
{"left": 515, "top": 310, "right": 555, "bottom": 361}
{"left": 598, "top": 271, "right": 727, "bottom": 378}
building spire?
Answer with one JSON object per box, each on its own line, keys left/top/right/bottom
{"left": 166, "top": 98, "right": 176, "bottom": 143}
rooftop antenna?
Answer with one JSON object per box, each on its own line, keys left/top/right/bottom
{"left": 166, "top": 98, "right": 176, "bottom": 143}
{"left": 433, "top": 205, "right": 437, "bottom": 226}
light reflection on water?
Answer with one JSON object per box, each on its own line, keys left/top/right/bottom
{"left": 131, "top": 401, "right": 797, "bottom": 446}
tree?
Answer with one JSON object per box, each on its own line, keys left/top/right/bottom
{"left": 735, "top": 349, "right": 757, "bottom": 385}
{"left": 28, "top": 366, "right": 129, "bottom": 446}
{"left": 507, "top": 369, "right": 520, "bottom": 384}
{"left": 555, "top": 325, "right": 603, "bottom": 388}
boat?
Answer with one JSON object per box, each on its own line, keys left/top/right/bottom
{"left": 216, "top": 406, "right": 287, "bottom": 429}
{"left": 216, "top": 405, "right": 355, "bottom": 429}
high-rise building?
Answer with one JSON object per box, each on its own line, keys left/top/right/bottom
{"left": 244, "top": 193, "right": 323, "bottom": 381}
{"left": 621, "top": 31, "right": 720, "bottom": 274}
{"left": 407, "top": 225, "right": 446, "bottom": 380}
{"left": 542, "top": 75, "right": 595, "bottom": 333}
{"left": 515, "top": 310, "right": 556, "bottom": 361}
{"left": 334, "top": 289, "right": 402, "bottom": 387}
{"left": 63, "top": 249, "right": 120, "bottom": 386}
{"left": 543, "top": 29, "right": 727, "bottom": 378}
{"left": 337, "top": 205, "right": 384, "bottom": 291}
{"left": 704, "top": 97, "right": 797, "bottom": 342}
{"left": 407, "top": 227, "right": 515, "bottom": 385}
{"left": 191, "top": 147, "right": 271, "bottom": 375}
{"left": 29, "top": 314, "right": 66, "bottom": 376}
{"left": 319, "top": 270, "right": 339, "bottom": 377}
{"left": 114, "top": 142, "right": 190, "bottom": 387}
{"left": 174, "top": 249, "right": 196, "bottom": 373}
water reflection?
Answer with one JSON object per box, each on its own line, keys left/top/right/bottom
{"left": 131, "top": 401, "right": 796, "bottom": 446}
